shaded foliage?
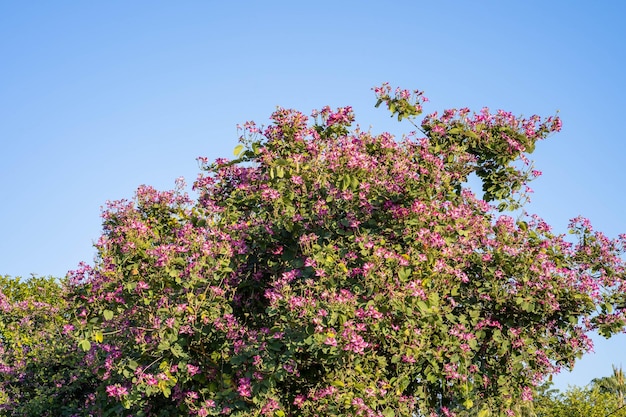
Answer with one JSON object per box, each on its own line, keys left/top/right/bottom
{"left": 0, "top": 275, "right": 96, "bottom": 416}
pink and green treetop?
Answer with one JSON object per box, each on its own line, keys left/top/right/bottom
{"left": 24, "top": 85, "right": 625, "bottom": 416}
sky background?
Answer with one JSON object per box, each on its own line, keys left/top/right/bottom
{"left": 1, "top": 1, "right": 624, "bottom": 391}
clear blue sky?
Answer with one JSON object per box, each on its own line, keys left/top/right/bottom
{"left": 1, "top": 1, "right": 624, "bottom": 391}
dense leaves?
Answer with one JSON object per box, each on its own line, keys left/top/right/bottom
{"left": 0, "top": 275, "right": 95, "bottom": 416}
{"left": 2, "top": 85, "right": 626, "bottom": 416}
{"left": 533, "top": 382, "right": 626, "bottom": 417}
{"left": 591, "top": 365, "right": 626, "bottom": 408}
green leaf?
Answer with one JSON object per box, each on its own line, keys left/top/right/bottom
{"left": 416, "top": 301, "right": 430, "bottom": 314}
{"left": 170, "top": 343, "right": 186, "bottom": 358}
{"left": 477, "top": 407, "right": 490, "bottom": 417}
{"left": 341, "top": 175, "right": 350, "bottom": 190}
{"left": 466, "top": 130, "right": 479, "bottom": 139}
{"left": 158, "top": 340, "right": 171, "bottom": 351}
{"left": 233, "top": 144, "right": 244, "bottom": 157}
{"left": 103, "top": 309, "right": 114, "bottom": 321}
{"left": 78, "top": 339, "right": 91, "bottom": 352}
{"left": 398, "top": 267, "right": 411, "bottom": 281}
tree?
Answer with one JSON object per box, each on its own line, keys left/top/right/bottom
{"left": 0, "top": 275, "right": 95, "bottom": 416}
{"left": 532, "top": 382, "right": 626, "bottom": 417}
{"left": 592, "top": 365, "right": 626, "bottom": 408}
{"left": 8, "top": 85, "right": 625, "bottom": 416}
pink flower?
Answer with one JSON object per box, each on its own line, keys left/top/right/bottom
{"left": 261, "top": 188, "right": 280, "bottom": 200}
{"left": 293, "top": 394, "right": 306, "bottom": 407}
{"left": 344, "top": 334, "right": 369, "bottom": 354}
{"left": 261, "top": 398, "right": 280, "bottom": 415}
{"left": 105, "top": 384, "right": 128, "bottom": 399}
{"left": 521, "top": 386, "right": 533, "bottom": 402}
{"left": 431, "top": 124, "right": 446, "bottom": 135}
{"left": 187, "top": 364, "right": 200, "bottom": 376}
{"left": 143, "top": 374, "right": 158, "bottom": 386}
{"left": 324, "top": 335, "right": 337, "bottom": 346}
{"left": 237, "top": 377, "right": 252, "bottom": 397}
{"left": 62, "top": 324, "right": 75, "bottom": 335}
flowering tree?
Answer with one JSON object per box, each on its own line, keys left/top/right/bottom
{"left": 9, "top": 85, "right": 625, "bottom": 416}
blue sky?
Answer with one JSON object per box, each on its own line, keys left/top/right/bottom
{"left": 1, "top": 1, "right": 624, "bottom": 391}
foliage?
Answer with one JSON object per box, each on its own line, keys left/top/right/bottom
{"left": 592, "top": 365, "right": 626, "bottom": 407}
{"left": 0, "top": 275, "right": 95, "bottom": 416}
{"left": 3, "top": 85, "right": 626, "bottom": 416}
{"left": 532, "top": 381, "right": 626, "bottom": 417}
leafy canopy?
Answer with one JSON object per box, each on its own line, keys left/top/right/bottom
{"left": 3, "top": 85, "right": 626, "bottom": 417}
